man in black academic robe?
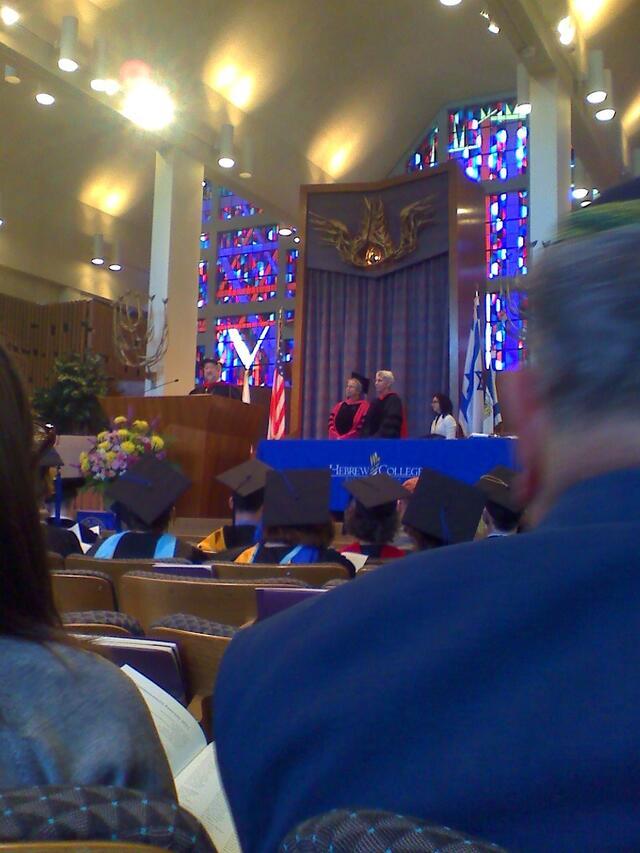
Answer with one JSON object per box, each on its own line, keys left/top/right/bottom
{"left": 190, "top": 357, "right": 241, "bottom": 400}
{"left": 361, "top": 370, "right": 405, "bottom": 438}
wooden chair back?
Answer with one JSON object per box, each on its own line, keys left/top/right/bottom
{"left": 119, "top": 574, "right": 258, "bottom": 630}
{"left": 64, "top": 555, "right": 157, "bottom": 605}
{"left": 65, "top": 621, "right": 133, "bottom": 638}
{"left": 0, "top": 844, "right": 170, "bottom": 851}
{"left": 214, "top": 561, "right": 350, "bottom": 586}
{"left": 148, "top": 626, "right": 232, "bottom": 703}
{"left": 51, "top": 572, "right": 116, "bottom": 613}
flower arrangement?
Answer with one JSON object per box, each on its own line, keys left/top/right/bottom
{"left": 79, "top": 415, "right": 167, "bottom": 488}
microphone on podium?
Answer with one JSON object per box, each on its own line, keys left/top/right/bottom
{"left": 148, "top": 378, "right": 180, "bottom": 391}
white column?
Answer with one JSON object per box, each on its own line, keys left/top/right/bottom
{"left": 146, "top": 148, "right": 204, "bottom": 395}
{"left": 529, "top": 73, "right": 572, "bottom": 254}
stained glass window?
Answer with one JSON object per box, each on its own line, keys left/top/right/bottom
{"left": 198, "top": 261, "right": 209, "bottom": 309}
{"left": 286, "top": 248, "right": 299, "bottom": 298}
{"left": 219, "top": 186, "right": 264, "bottom": 221}
{"left": 195, "top": 344, "right": 206, "bottom": 383}
{"left": 202, "top": 182, "right": 213, "bottom": 225}
{"left": 215, "top": 310, "right": 295, "bottom": 387}
{"left": 485, "top": 291, "right": 527, "bottom": 372}
{"left": 406, "top": 126, "right": 438, "bottom": 173}
{"left": 200, "top": 232, "right": 210, "bottom": 249}
{"left": 448, "top": 101, "right": 528, "bottom": 182}
{"left": 485, "top": 191, "right": 528, "bottom": 280}
{"left": 216, "top": 225, "right": 279, "bottom": 304}
{"left": 197, "top": 318, "right": 207, "bottom": 334}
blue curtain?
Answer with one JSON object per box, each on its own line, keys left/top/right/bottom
{"left": 301, "top": 254, "right": 449, "bottom": 438}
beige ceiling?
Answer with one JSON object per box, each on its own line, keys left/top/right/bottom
{"left": 0, "top": 0, "right": 638, "bottom": 299}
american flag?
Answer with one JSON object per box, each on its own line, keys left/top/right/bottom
{"left": 267, "top": 311, "right": 286, "bottom": 440}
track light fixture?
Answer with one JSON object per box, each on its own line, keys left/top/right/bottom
{"left": 4, "top": 64, "right": 20, "bottom": 84}
{"left": 91, "top": 234, "right": 105, "bottom": 266}
{"left": 594, "top": 69, "right": 616, "bottom": 121}
{"left": 108, "top": 240, "right": 123, "bottom": 272}
{"left": 218, "top": 124, "right": 235, "bottom": 169}
{"left": 238, "top": 137, "right": 254, "bottom": 179}
{"left": 585, "top": 50, "right": 606, "bottom": 104}
{"left": 0, "top": 5, "right": 20, "bottom": 26}
{"left": 557, "top": 14, "right": 575, "bottom": 46}
{"left": 515, "top": 63, "right": 532, "bottom": 115}
{"left": 58, "top": 16, "right": 79, "bottom": 72}
{"left": 91, "top": 37, "right": 119, "bottom": 94}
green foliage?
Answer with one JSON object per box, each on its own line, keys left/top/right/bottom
{"left": 32, "top": 352, "right": 109, "bottom": 435}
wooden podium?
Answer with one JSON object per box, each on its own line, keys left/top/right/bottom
{"left": 100, "top": 395, "right": 267, "bottom": 517}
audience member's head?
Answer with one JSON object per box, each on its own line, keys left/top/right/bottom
{"left": 431, "top": 393, "right": 453, "bottom": 416}
{"left": 0, "top": 343, "right": 62, "bottom": 641}
{"left": 343, "top": 473, "right": 408, "bottom": 545}
{"left": 262, "top": 469, "right": 334, "bottom": 548}
{"left": 513, "top": 192, "right": 640, "bottom": 518}
{"left": 202, "top": 357, "right": 222, "bottom": 384}
{"left": 374, "top": 370, "right": 394, "bottom": 397}
{"left": 217, "top": 458, "right": 271, "bottom": 525}
{"left": 402, "top": 467, "right": 485, "bottom": 551}
{"left": 107, "top": 455, "right": 190, "bottom": 533}
{"left": 346, "top": 372, "right": 369, "bottom": 401}
{"left": 476, "top": 466, "right": 524, "bottom": 535}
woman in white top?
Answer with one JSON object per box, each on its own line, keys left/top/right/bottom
{"left": 430, "top": 393, "right": 457, "bottom": 439}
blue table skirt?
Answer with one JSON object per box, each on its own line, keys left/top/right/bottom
{"left": 257, "top": 438, "right": 519, "bottom": 511}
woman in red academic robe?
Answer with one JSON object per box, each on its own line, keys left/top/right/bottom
{"left": 328, "top": 373, "right": 370, "bottom": 439}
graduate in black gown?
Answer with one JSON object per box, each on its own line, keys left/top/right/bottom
{"left": 38, "top": 447, "right": 97, "bottom": 557}
{"left": 476, "top": 465, "right": 524, "bottom": 538}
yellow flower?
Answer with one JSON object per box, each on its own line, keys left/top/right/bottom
{"left": 132, "top": 419, "right": 149, "bottom": 433}
{"left": 120, "top": 440, "right": 136, "bottom": 454}
{"left": 97, "top": 431, "right": 108, "bottom": 442}
{"left": 98, "top": 440, "right": 111, "bottom": 451}
{"left": 79, "top": 453, "right": 90, "bottom": 473}
{"left": 113, "top": 416, "right": 128, "bottom": 426}
{"left": 117, "top": 429, "right": 130, "bottom": 439}
{"left": 150, "top": 436, "right": 164, "bottom": 451}
{"left": 105, "top": 451, "right": 116, "bottom": 463}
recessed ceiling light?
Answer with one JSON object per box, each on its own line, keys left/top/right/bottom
{"left": 0, "top": 217, "right": 5, "bottom": 228}
{"left": 488, "top": 20, "right": 500, "bottom": 34}
{"left": 580, "top": 200, "right": 591, "bottom": 207}
{"left": 35, "top": 91, "right": 55, "bottom": 106}
{"left": 4, "top": 64, "right": 20, "bottom": 84}
{"left": 293, "top": 235, "right": 301, "bottom": 244}
{"left": 108, "top": 262, "right": 122, "bottom": 271}
{"left": 572, "top": 187, "right": 589, "bottom": 200}
{"left": 595, "top": 107, "right": 616, "bottom": 121}
{"left": 0, "top": 5, "right": 20, "bottom": 26}
{"left": 557, "top": 15, "right": 575, "bottom": 46}
{"left": 217, "top": 124, "right": 235, "bottom": 169}
{"left": 58, "top": 16, "right": 79, "bottom": 72}
{"left": 278, "top": 226, "right": 294, "bottom": 237}
{"left": 122, "top": 79, "right": 175, "bottom": 131}
{"left": 440, "top": 0, "right": 462, "bottom": 5}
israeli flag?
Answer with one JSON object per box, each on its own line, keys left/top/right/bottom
{"left": 459, "top": 294, "right": 484, "bottom": 437}
{"left": 482, "top": 363, "right": 503, "bottom": 435}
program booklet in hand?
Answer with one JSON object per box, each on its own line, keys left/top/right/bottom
{"left": 121, "top": 664, "right": 240, "bottom": 853}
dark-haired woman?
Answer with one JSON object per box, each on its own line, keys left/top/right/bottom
{"left": 430, "top": 393, "right": 457, "bottom": 439}
{"left": 0, "top": 343, "right": 174, "bottom": 794}
{"left": 340, "top": 499, "right": 407, "bottom": 560}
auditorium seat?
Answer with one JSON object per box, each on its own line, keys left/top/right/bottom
{"left": 149, "top": 615, "right": 236, "bottom": 730}
{"left": 51, "top": 570, "right": 116, "bottom": 613}
{"left": 279, "top": 809, "right": 507, "bottom": 852}
{"left": 215, "top": 561, "right": 350, "bottom": 585}
{"left": 119, "top": 572, "right": 262, "bottom": 629}
{"left": 169, "top": 516, "right": 231, "bottom": 544}
{"left": 64, "top": 555, "right": 160, "bottom": 606}
{"left": 46, "top": 551, "right": 65, "bottom": 571}
{"left": 62, "top": 610, "right": 145, "bottom": 637}
{"left": 0, "top": 785, "right": 215, "bottom": 852}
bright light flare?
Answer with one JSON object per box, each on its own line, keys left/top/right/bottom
{"left": 122, "top": 78, "right": 175, "bottom": 131}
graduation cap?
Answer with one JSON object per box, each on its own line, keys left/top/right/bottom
{"left": 344, "top": 473, "right": 408, "bottom": 510}
{"left": 107, "top": 455, "right": 191, "bottom": 527}
{"left": 403, "top": 468, "right": 485, "bottom": 545}
{"left": 351, "top": 372, "right": 370, "bottom": 395}
{"left": 263, "top": 469, "right": 331, "bottom": 528}
{"left": 216, "top": 458, "right": 272, "bottom": 498}
{"left": 476, "top": 466, "right": 523, "bottom": 514}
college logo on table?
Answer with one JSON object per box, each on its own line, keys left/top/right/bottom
{"left": 329, "top": 452, "right": 421, "bottom": 480}
{"left": 369, "top": 452, "right": 382, "bottom": 476}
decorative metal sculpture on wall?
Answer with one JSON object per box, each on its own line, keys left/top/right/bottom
{"left": 113, "top": 292, "right": 168, "bottom": 373}
{"left": 309, "top": 195, "right": 434, "bottom": 268}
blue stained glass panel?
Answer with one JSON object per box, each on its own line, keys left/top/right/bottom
{"left": 216, "top": 225, "right": 279, "bottom": 304}
{"left": 448, "top": 101, "right": 528, "bottom": 183}
{"left": 485, "top": 291, "right": 528, "bottom": 372}
{"left": 485, "top": 191, "right": 529, "bottom": 281}
{"left": 406, "top": 126, "right": 438, "bottom": 173}
{"left": 286, "top": 248, "right": 299, "bottom": 298}
{"left": 198, "top": 260, "right": 208, "bottom": 308}
{"left": 215, "top": 310, "right": 295, "bottom": 387}
{"left": 219, "top": 186, "right": 264, "bottom": 220}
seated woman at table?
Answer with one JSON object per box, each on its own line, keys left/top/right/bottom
{"left": 234, "top": 469, "right": 354, "bottom": 575}
{"left": 429, "top": 393, "right": 458, "bottom": 439}
{"left": 339, "top": 473, "right": 409, "bottom": 560}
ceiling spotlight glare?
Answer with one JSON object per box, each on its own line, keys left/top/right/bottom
{"left": 595, "top": 107, "right": 616, "bottom": 121}
{"left": 278, "top": 226, "right": 294, "bottom": 237}
{"left": 572, "top": 187, "right": 589, "bottom": 200}
{"left": 35, "top": 91, "right": 55, "bottom": 106}
{"left": 488, "top": 20, "right": 500, "bottom": 34}
{"left": 440, "top": 0, "right": 462, "bottom": 6}
{"left": 122, "top": 78, "right": 175, "bottom": 131}
{"left": 587, "top": 88, "right": 607, "bottom": 105}
{"left": 580, "top": 200, "right": 591, "bottom": 207}
{"left": 58, "top": 16, "right": 79, "bottom": 72}
{"left": 91, "top": 256, "right": 104, "bottom": 265}
{"left": 4, "top": 64, "right": 20, "bottom": 84}
{"left": 557, "top": 15, "right": 575, "bottom": 46}
{"left": 293, "top": 235, "right": 301, "bottom": 244}
{"left": 0, "top": 5, "right": 20, "bottom": 26}
{"left": 0, "top": 217, "right": 5, "bottom": 228}
{"left": 108, "top": 262, "right": 122, "bottom": 271}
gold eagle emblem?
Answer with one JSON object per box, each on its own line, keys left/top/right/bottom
{"left": 309, "top": 195, "right": 434, "bottom": 268}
